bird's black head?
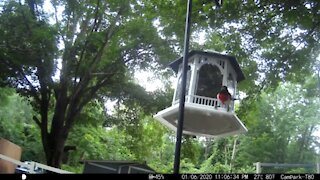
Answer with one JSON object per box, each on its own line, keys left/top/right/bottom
{"left": 221, "top": 86, "right": 228, "bottom": 91}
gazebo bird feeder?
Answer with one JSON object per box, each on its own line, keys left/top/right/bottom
{"left": 154, "top": 50, "right": 248, "bottom": 138}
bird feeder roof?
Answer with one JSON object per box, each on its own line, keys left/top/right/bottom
{"left": 168, "top": 50, "right": 245, "bottom": 82}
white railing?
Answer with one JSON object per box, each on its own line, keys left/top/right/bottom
{"left": 0, "top": 154, "right": 73, "bottom": 174}
{"left": 173, "top": 94, "right": 234, "bottom": 112}
{"left": 189, "top": 95, "right": 219, "bottom": 107}
{"left": 254, "top": 162, "right": 320, "bottom": 173}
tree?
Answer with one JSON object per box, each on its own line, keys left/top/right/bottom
{"left": 0, "top": 0, "right": 176, "bottom": 167}
{"left": 234, "top": 81, "right": 320, "bottom": 173}
{"left": 203, "top": 0, "right": 319, "bottom": 88}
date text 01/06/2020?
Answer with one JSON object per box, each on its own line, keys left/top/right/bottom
{"left": 180, "top": 174, "right": 250, "bottom": 180}
{"left": 177, "top": 174, "right": 314, "bottom": 180}
{"left": 180, "top": 174, "right": 316, "bottom": 180}
{"left": 150, "top": 174, "right": 316, "bottom": 180}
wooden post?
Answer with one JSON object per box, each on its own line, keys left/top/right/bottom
{"left": 0, "top": 138, "right": 22, "bottom": 173}
{"left": 255, "top": 162, "right": 261, "bottom": 173}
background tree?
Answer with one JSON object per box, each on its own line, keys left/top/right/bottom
{"left": 0, "top": 89, "right": 45, "bottom": 162}
{"left": 234, "top": 80, "right": 320, "bottom": 173}
{"left": 0, "top": 0, "right": 176, "bottom": 168}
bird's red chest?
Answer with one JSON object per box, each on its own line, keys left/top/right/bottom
{"left": 217, "top": 93, "right": 230, "bottom": 104}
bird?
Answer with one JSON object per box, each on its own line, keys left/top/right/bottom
{"left": 215, "top": 0, "right": 223, "bottom": 8}
{"left": 217, "top": 86, "right": 232, "bottom": 111}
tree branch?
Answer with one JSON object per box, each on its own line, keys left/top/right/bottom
{"left": 63, "top": 71, "right": 116, "bottom": 135}
{"left": 92, "top": 0, "right": 101, "bottom": 32}
{"left": 71, "top": 6, "right": 124, "bottom": 105}
{"left": 33, "top": 116, "right": 41, "bottom": 127}
{"left": 3, "top": 60, "right": 41, "bottom": 103}
{"left": 74, "top": 0, "right": 102, "bottom": 84}
{"left": 52, "top": 0, "right": 66, "bottom": 43}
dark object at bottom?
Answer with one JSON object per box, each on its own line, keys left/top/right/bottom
{"left": 81, "top": 160, "right": 155, "bottom": 174}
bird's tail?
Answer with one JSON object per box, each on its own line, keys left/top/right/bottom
{"left": 231, "top": 97, "right": 238, "bottom": 101}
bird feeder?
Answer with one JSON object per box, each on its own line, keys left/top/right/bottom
{"left": 154, "top": 50, "right": 248, "bottom": 137}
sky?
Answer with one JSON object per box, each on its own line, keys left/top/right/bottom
{"left": 134, "top": 70, "right": 173, "bottom": 92}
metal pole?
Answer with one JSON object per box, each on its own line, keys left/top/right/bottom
{"left": 173, "top": 0, "right": 192, "bottom": 174}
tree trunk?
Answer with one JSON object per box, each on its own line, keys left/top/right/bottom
{"left": 297, "top": 126, "right": 314, "bottom": 163}
{"left": 40, "top": 120, "right": 69, "bottom": 168}
{"left": 296, "top": 127, "right": 309, "bottom": 163}
{"left": 40, "top": 90, "right": 74, "bottom": 168}
{"left": 45, "top": 135, "right": 67, "bottom": 168}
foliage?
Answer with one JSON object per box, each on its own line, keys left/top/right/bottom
{"left": 61, "top": 164, "right": 84, "bottom": 174}
{"left": 286, "top": 168, "right": 308, "bottom": 173}
{"left": 0, "top": 90, "right": 45, "bottom": 162}
{"left": 234, "top": 81, "right": 320, "bottom": 173}
{"left": 67, "top": 125, "right": 134, "bottom": 164}
{"left": 0, "top": 87, "right": 14, "bottom": 106}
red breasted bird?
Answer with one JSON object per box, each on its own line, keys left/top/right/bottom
{"left": 217, "top": 86, "right": 232, "bottom": 111}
